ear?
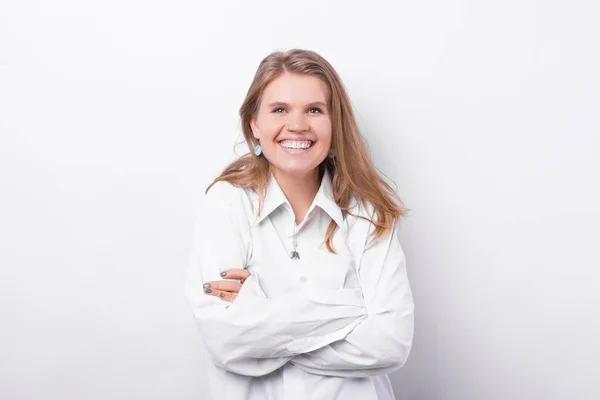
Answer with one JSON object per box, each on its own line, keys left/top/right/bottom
{"left": 250, "top": 119, "right": 259, "bottom": 140}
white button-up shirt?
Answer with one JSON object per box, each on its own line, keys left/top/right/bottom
{"left": 184, "top": 169, "right": 414, "bottom": 400}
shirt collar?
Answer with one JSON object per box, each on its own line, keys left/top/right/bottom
{"left": 254, "top": 168, "right": 344, "bottom": 228}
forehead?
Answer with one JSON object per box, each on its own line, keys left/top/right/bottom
{"left": 261, "top": 73, "right": 330, "bottom": 105}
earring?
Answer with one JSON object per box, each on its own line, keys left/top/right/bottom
{"left": 254, "top": 143, "right": 262, "bottom": 156}
{"left": 328, "top": 148, "right": 336, "bottom": 158}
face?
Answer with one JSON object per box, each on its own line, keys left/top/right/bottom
{"left": 250, "top": 72, "right": 332, "bottom": 181}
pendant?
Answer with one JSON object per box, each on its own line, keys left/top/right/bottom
{"left": 290, "top": 251, "right": 300, "bottom": 260}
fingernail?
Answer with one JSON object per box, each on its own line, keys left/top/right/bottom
{"left": 204, "top": 288, "right": 212, "bottom": 293}
{"left": 203, "top": 283, "right": 211, "bottom": 289}
{"left": 220, "top": 271, "right": 227, "bottom": 277}
{"left": 219, "top": 293, "right": 225, "bottom": 298}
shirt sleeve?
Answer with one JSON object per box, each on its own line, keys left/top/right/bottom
{"left": 183, "top": 182, "right": 368, "bottom": 377}
{"left": 288, "top": 215, "right": 415, "bottom": 378}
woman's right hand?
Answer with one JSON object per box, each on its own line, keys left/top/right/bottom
{"left": 203, "top": 268, "right": 250, "bottom": 303}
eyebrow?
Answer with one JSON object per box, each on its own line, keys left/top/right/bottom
{"left": 267, "top": 101, "right": 328, "bottom": 109}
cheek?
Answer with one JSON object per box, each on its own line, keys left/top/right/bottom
{"left": 260, "top": 119, "right": 285, "bottom": 139}
{"left": 316, "top": 121, "right": 333, "bottom": 145}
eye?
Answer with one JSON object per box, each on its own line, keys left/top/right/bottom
{"left": 308, "top": 107, "right": 323, "bottom": 114}
{"left": 272, "top": 107, "right": 286, "bottom": 113}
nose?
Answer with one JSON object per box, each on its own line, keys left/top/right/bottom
{"left": 286, "top": 113, "right": 309, "bottom": 132}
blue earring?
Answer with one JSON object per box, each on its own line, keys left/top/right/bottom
{"left": 254, "top": 144, "right": 262, "bottom": 156}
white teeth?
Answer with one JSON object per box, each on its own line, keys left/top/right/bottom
{"left": 280, "top": 140, "right": 312, "bottom": 149}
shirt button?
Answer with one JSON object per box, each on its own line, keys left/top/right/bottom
{"left": 299, "top": 276, "right": 307, "bottom": 283}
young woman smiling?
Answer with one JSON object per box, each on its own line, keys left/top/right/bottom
{"left": 185, "top": 49, "right": 414, "bottom": 400}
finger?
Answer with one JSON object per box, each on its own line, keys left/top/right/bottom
{"left": 219, "top": 268, "right": 250, "bottom": 281}
{"left": 220, "top": 268, "right": 250, "bottom": 282}
{"left": 203, "top": 285, "right": 238, "bottom": 303}
{"left": 205, "top": 280, "right": 243, "bottom": 293}
{"left": 215, "top": 290, "right": 237, "bottom": 303}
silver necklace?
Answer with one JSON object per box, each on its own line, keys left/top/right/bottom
{"left": 290, "top": 225, "right": 300, "bottom": 260}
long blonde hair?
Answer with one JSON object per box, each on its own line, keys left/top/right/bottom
{"left": 208, "top": 49, "right": 406, "bottom": 253}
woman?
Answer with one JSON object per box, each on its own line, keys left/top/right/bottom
{"left": 185, "top": 49, "right": 414, "bottom": 399}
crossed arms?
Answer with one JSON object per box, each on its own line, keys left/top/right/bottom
{"left": 184, "top": 186, "right": 414, "bottom": 378}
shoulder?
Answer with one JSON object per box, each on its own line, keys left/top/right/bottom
{"left": 346, "top": 196, "right": 400, "bottom": 229}
{"left": 345, "top": 196, "right": 376, "bottom": 226}
{"left": 344, "top": 197, "right": 376, "bottom": 246}
{"left": 345, "top": 197, "right": 400, "bottom": 247}
{"left": 202, "top": 180, "right": 256, "bottom": 223}
{"left": 204, "top": 180, "right": 250, "bottom": 207}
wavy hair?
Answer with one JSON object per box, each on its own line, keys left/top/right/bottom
{"left": 207, "top": 49, "right": 406, "bottom": 253}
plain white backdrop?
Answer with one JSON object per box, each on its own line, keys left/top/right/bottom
{"left": 1, "top": 0, "right": 599, "bottom": 399}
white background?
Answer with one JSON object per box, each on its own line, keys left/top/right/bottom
{"left": 1, "top": 1, "right": 599, "bottom": 399}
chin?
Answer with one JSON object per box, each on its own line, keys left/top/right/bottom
{"left": 271, "top": 161, "right": 322, "bottom": 177}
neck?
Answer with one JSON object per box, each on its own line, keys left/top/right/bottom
{"left": 272, "top": 168, "right": 321, "bottom": 224}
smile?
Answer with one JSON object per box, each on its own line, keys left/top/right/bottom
{"left": 278, "top": 139, "right": 313, "bottom": 150}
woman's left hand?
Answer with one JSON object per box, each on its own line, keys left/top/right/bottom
{"left": 203, "top": 268, "right": 249, "bottom": 303}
